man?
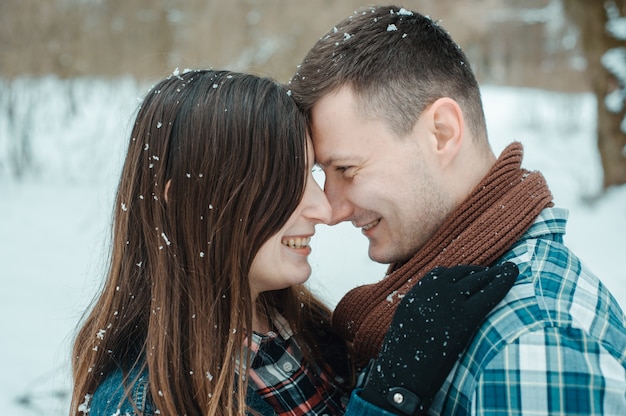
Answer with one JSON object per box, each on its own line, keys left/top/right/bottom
{"left": 289, "top": 5, "right": 626, "bottom": 415}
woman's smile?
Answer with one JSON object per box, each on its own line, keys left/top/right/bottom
{"left": 281, "top": 235, "right": 312, "bottom": 250}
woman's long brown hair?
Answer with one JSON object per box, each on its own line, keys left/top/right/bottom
{"left": 70, "top": 70, "right": 334, "bottom": 415}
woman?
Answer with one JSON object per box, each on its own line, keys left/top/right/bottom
{"left": 70, "top": 69, "right": 516, "bottom": 416}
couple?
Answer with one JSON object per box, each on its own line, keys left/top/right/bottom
{"left": 71, "top": 6, "right": 626, "bottom": 416}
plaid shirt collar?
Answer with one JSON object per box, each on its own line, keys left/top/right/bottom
{"left": 247, "top": 309, "right": 293, "bottom": 362}
{"left": 243, "top": 310, "right": 347, "bottom": 415}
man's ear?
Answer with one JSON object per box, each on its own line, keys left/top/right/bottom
{"left": 164, "top": 179, "right": 171, "bottom": 204}
{"left": 430, "top": 97, "right": 464, "bottom": 168}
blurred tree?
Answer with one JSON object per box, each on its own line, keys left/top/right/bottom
{"left": 563, "top": 0, "right": 626, "bottom": 189}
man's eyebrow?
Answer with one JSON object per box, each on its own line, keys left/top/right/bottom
{"left": 316, "top": 159, "right": 331, "bottom": 169}
{"left": 316, "top": 157, "right": 353, "bottom": 169}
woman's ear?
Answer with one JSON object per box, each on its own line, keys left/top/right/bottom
{"left": 430, "top": 97, "right": 464, "bottom": 168}
{"left": 164, "top": 179, "right": 172, "bottom": 204}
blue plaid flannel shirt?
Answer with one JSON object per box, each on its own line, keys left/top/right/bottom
{"left": 246, "top": 311, "right": 348, "bottom": 415}
{"left": 430, "top": 207, "right": 626, "bottom": 415}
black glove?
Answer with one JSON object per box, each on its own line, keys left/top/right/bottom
{"left": 359, "top": 262, "right": 519, "bottom": 415}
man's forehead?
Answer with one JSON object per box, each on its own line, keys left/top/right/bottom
{"left": 311, "top": 130, "right": 360, "bottom": 167}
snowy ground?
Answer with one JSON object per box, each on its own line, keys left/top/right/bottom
{"left": 1, "top": 78, "right": 625, "bottom": 415}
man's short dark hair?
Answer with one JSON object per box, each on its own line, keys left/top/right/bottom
{"left": 290, "top": 5, "right": 487, "bottom": 141}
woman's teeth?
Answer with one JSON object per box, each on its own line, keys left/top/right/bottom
{"left": 281, "top": 236, "right": 311, "bottom": 249}
{"left": 362, "top": 219, "right": 380, "bottom": 231}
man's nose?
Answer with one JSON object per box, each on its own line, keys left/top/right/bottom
{"left": 324, "top": 180, "right": 353, "bottom": 225}
{"left": 303, "top": 180, "right": 332, "bottom": 224}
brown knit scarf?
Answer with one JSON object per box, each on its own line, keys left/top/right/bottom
{"left": 331, "top": 142, "right": 554, "bottom": 363}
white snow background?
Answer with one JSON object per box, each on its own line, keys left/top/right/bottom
{"left": 1, "top": 77, "right": 625, "bottom": 415}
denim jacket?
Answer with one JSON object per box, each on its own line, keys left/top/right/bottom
{"left": 88, "top": 364, "right": 276, "bottom": 415}
{"left": 88, "top": 364, "right": 155, "bottom": 415}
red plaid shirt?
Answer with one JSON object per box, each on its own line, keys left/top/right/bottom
{"left": 245, "top": 312, "right": 349, "bottom": 415}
